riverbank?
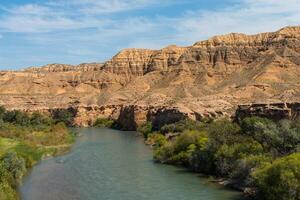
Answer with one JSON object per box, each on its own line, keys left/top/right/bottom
{"left": 20, "top": 128, "right": 243, "bottom": 200}
{"left": 138, "top": 118, "right": 300, "bottom": 200}
{"left": 0, "top": 107, "right": 75, "bottom": 200}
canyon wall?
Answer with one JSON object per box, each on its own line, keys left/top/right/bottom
{"left": 1, "top": 26, "right": 300, "bottom": 128}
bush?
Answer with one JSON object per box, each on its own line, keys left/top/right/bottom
{"left": 1, "top": 152, "right": 26, "bottom": 183}
{"left": 214, "top": 139, "right": 264, "bottom": 176}
{"left": 154, "top": 130, "right": 208, "bottom": 166}
{"left": 189, "top": 147, "right": 215, "bottom": 174}
{"left": 137, "top": 122, "right": 153, "bottom": 138}
{"left": 207, "top": 120, "right": 242, "bottom": 152}
{"left": 30, "top": 112, "right": 53, "bottom": 126}
{"left": 93, "top": 118, "right": 114, "bottom": 128}
{"left": 160, "top": 119, "right": 203, "bottom": 134}
{"left": 3, "top": 110, "right": 31, "bottom": 126}
{"left": 242, "top": 117, "right": 300, "bottom": 155}
{"left": 146, "top": 133, "right": 167, "bottom": 147}
{"left": 52, "top": 109, "right": 74, "bottom": 126}
{"left": 13, "top": 143, "right": 43, "bottom": 168}
{"left": 230, "top": 155, "right": 272, "bottom": 187}
{"left": 277, "top": 120, "right": 300, "bottom": 154}
{"left": 254, "top": 153, "right": 300, "bottom": 200}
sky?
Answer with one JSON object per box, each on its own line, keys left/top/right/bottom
{"left": 0, "top": 0, "right": 299, "bottom": 69}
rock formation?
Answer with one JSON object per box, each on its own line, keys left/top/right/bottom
{"left": 1, "top": 26, "right": 300, "bottom": 128}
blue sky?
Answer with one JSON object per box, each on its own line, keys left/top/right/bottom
{"left": 0, "top": 0, "right": 299, "bottom": 69}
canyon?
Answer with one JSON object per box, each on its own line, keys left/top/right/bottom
{"left": 1, "top": 26, "right": 300, "bottom": 129}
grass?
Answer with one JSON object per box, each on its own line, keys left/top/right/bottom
{"left": 0, "top": 137, "right": 19, "bottom": 157}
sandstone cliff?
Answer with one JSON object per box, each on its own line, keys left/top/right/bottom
{"left": 1, "top": 26, "right": 300, "bottom": 128}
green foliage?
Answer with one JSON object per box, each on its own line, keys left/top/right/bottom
{"left": 241, "top": 117, "right": 300, "bottom": 155}
{"left": 0, "top": 108, "right": 74, "bottom": 200}
{"left": 30, "top": 112, "right": 53, "bottom": 126}
{"left": 1, "top": 152, "right": 26, "bottom": 183}
{"left": 152, "top": 117, "right": 300, "bottom": 199}
{"left": 0, "top": 152, "right": 26, "bottom": 200}
{"left": 208, "top": 120, "right": 241, "bottom": 148}
{"left": 254, "top": 153, "right": 300, "bottom": 200}
{"left": 13, "top": 143, "right": 43, "bottom": 168}
{"left": 52, "top": 109, "right": 74, "bottom": 126}
{"left": 214, "top": 139, "right": 264, "bottom": 176}
{"left": 230, "top": 155, "right": 272, "bottom": 187}
{"left": 3, "top": 110, "right": 31, "bottom": 126}
{"left": 154, "top": 130, "right": 208, "bottom": 166}
{"left": 160, "top": 119, "right": 204, "bottom": 134}
{"left": 137, "top": 122, "right": 153, "bottom": 138}
{"left": 146, "top": 133, "right": 167, "bottom": 147}
{"left": 93, "top": 118, "right": 114, "bottom": 128}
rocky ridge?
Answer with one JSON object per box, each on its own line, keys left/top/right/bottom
{"left": 1, "top": 26, "right": 300, "bottom": 129}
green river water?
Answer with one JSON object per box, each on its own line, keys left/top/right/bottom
{"left": 20, "top": 128, "right": 243, "bottom": 200}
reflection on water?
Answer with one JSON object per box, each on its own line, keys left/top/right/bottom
{"left": 21, "top": 128, "right": 243, "bottom": 200}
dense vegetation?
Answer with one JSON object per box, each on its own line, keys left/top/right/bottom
{"left": 93, "top": 118, "right": 115, "bottom": 128}
{"left": 139, "top": 117, "right": 300, "bottom": 200}
{"left": 0, "top": 107, "right": 74, "bottom": 200}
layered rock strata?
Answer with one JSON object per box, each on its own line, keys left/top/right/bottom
{"left": 1, "top": 26, "right": 300, "bottom": 128}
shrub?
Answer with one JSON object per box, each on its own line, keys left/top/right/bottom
{"left": 13, "top": 143, "right": 43, "bottom": 168}
{"left": 241, "top": 117, "right": 300, "bottom": 155}
{"left": 137, "top": 122, "right": 153, "bottom": 138}
{"left": 207, "top": 120, "right": 242, "bottom": 153}
{"left": 93, "top": 118, "right": 114, "bottom": 128}
{"left": 52, "top": 109, "right": 74, "bottom": 126}
{"left": 146, "top": 133, "right": 167, "bottom": 147}
{"left": 0, "top": 106, "right": 6, "bottom": 121}
{"left": 189, "top": 135, "right": 213, "bottom": 174}
{"left": 254, "top": 153, "right": 300, "bottom": 200}
{"left": 1, "top": 152, "right": 26, "bottom": 183}
{"left": 214, "top": 139, "right": 264, "bottom": 176}
{"left": 230, "top": 155, "right": 272, "bottom": 187}
{"left": 3, "top": 110, "right": 31, "bottom": 126}
{"left": 277, "top": 120, "right": 300, "bottom": 154}
{"left": 30, "top": 112, "right": 53, "bottom": 126}
{"left": 160, "top": 119, "right": 203, "bottom": 134}
{"left": 154, "top": 130, "right": 208, "bottom": 166}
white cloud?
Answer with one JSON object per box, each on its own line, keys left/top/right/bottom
{"left": 0, "top": 0, "right": 176, "bottom": 33}
{"left": 0, "top": 0, "right": 299, "bottom": 68}
{"left": 172, "top": 0, "right": 300, "bottom": 44}
{"left": 47, "top": 0, "right": 176, "bottom": 14}
{"left": 3, "top": 4, "right": 51, "bottom": 15}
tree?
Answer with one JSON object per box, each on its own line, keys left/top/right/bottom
{"left": 137, "top": 122, "right": 153, "bottom": 138}
{"left": 241, "top": 117, "right": 282, "bottom": 153}
{"left": 0, "top": 106, "right": 6, "bottom": 121}
{"left": 30, "top": 112, "right": 53, "bottom": 126}
{"left": 254, "top": 153, "right": 300, "bottom": 200}
{"left": 1, "top": 152, "right": 26, "bottom": 182}
{"left": 52, "top": 109, "right": 74, "bottom": 126}
{"left": 93, "top": 118, "right": 114, "bottom": 128}
{"left": 277, "top": 120, "right": 300, "bottom": 154}
{"left": 3, "top": 110, "right": 31, "bottom": 126}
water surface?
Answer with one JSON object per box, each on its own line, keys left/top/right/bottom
{"left": 21, "top": 128, "right": 243, "bottom": 200}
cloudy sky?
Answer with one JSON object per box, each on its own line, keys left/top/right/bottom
{"left": 0, "top": 0, "right": 299, "bottom": 69}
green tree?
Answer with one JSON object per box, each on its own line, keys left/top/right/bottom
{"left": 93, "top": 118, "right": 114, "bottom": 128}
{"left": 52, "top": 109, "right": 74, "bottom": 126}
{"left": 30, "top": 112, "right": 53, "bottom": 126}
{"left": 0, "top": 106, "right": 6, "bottom": 122}
{"left": 137, "top": 122, "right": 153, "bottom": 138}
{"left": 241, "top": 117, "right": 281, "bottom": 153}
{"left": 3, "top": 110, "right": 31, "bottom": 126}
{"left": 1, "top": 152, "right": 26, "bottom": 182}
{"left": 254, "top": 153, "right": 300, "bottom": 200}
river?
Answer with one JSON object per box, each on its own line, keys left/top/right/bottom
{"left": 20, "top": 128, "right": 243, "bottom": 200}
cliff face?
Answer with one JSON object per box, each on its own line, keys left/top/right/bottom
{"left": 1, "top": 26, "right": 300, "bottom": 127}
